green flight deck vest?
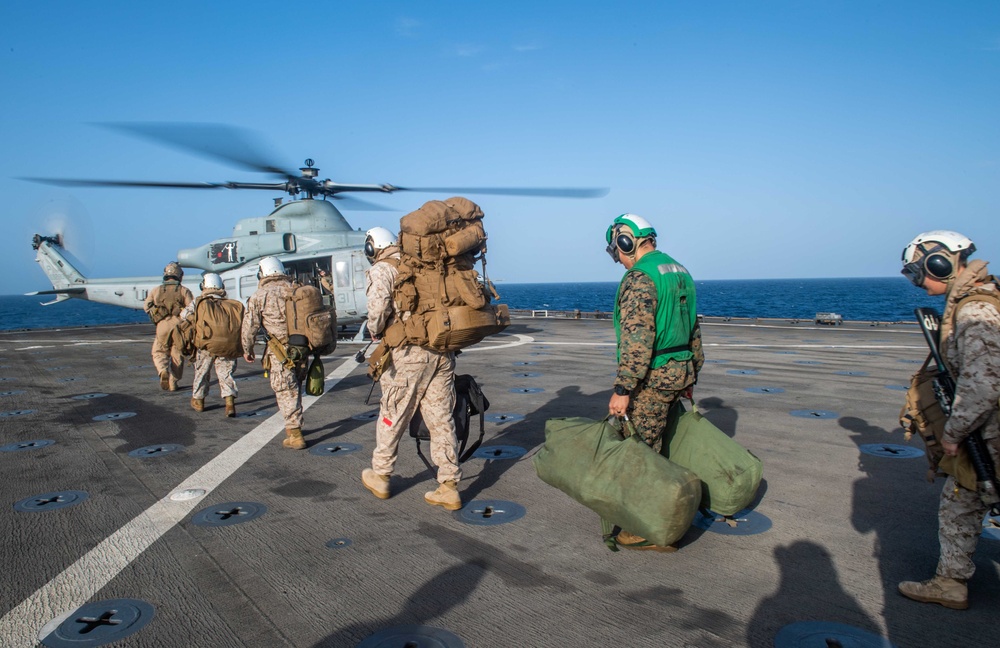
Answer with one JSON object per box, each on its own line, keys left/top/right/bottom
{"left": 613, "top": 250, "right": 697, "bottom": 369}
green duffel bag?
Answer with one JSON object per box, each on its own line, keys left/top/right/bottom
{"left": 533, "top": 416, "right": 702, "bottom": 547}
{"left": 663, "top": 402, "right": 763, "bottom": 516}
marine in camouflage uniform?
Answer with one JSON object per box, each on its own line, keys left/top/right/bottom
{"left": 144, "top": 262, "right": 193, "bottom": 391}
{"left": 240, "top": 259, "right": 307, "bottom": 449}
{"left": 606, "top": 214, "right": 704, "bottom": 551}
{"left": 898, "top": 232, "right": 1000, "bottom": 609}
{"left": 178, "top": 284, "right": 238, "bottom": 416}
{"left": 360, "top": 227, "right": 462, "bottom": 510}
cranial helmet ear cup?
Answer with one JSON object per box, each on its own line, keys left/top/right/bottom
{"left": 613, "top": 225, "right": 638, "bottom": 255}
{"left": 924, "top": 253, "right": 954, "bottom": 279}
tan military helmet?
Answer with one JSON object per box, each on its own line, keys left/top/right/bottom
{"left": 163, "top": 262, "right": 184, "bottom": 280}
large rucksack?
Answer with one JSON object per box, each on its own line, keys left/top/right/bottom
{"left": 194, "top": 297, "right": 245, "bottom": 359}
{"left": 384, "top": 197, "right": 510, "bottom": 352}
{"left": 286, "top": 283, "right": 337, "bottom": 356}
{"left": 408, "top": 374, "right": 490, "bottom": 463}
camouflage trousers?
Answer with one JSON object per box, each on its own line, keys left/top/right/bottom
{"left": 371, "top": 345, "right": 461, "bottom": 484}
{"left": 265, "top": 347, "right": 303, "bottom": 429}
{"left": 936, "top": 436, "right": 1000, "bottom": 580}
{"left": 627, "top": 383, "right": 685, "bottom": 454}
{"left": 152, "top": 316, "right": 185, "bottom": 385}
{"left": 191, "top": 350, "right": 238, "bottom": 400}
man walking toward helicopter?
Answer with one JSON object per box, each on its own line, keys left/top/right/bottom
{"left": 144, "top": 261, "right": 193, "bottom": 391}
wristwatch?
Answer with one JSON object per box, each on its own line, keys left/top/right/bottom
{"left": 613, "top": 384, "right": 629, "bottom": 396}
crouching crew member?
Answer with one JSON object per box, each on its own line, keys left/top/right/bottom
{"left": 360, "top": 227, "right": 464, "bottom": 510}
{"left": 605, "top": 213, "right": 704, "bottom": 551}
{"left": 898, "top": 230, "right": 1000, "bottom": 610}
{"left": 178, "top": 272, "right": 242, "bottom": 417}
{"left": 240, "top": 256, "right": 308, "bottom": 449}
{"left": 145, "top": 261, "right": 193, "bottom": 391}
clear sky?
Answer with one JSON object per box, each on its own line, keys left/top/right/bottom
{"left": 1, "top": 1, "right": 998, "bottom": 296}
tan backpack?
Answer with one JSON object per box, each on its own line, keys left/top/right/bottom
{"left": 286, "top": 283, "right": 337, "bottom": 356}
{"left": 194, "top": 297, "right": 245, "bottom": 359}
{"left": 383, "top": 197, "right": 510, "bottom": 352}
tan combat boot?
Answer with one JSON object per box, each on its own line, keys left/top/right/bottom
{"left": 362, "top": 469, "right": 390, "bottom": 500}
{"left": 424, "top": 480, "right": 461, "bottom": 511}
{"left": 282, "top": 427, "right": 306, "bottom": 450}
{"left": 224, "top": 396, "right": 236, "bottom": 418}
{"left": 159, "top": 370, "right": 169, "bottom": 391}
{"left": 898, "top": 576, "right": 968, "bottom": 610}
{"left": 190, "top": 398, "right": 204, "bottom": 412}
{"left": 168, "top": 379, "right": 178, "bottom": 392}
{"left": 615, "top": 530, "right": 677, "bottom": 553}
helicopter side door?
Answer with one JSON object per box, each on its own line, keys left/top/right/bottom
{"left": 327, "top": 250, "right": 369, "bottom": 322}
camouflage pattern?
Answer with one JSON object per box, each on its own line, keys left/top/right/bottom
{"left": 365, "top": 250, "right": 401, "bottom": 338}
{"left": 615, "top": 270, "right": 704, "bottom": 449}
{"left": 241, "top": 275, "right": 303, "bottom": 429}
{"left": 367, "top": 253, "right": 461, "bottom": 484}
{"left": 931, "top": 260, "right": 1000, "bottom": 580}
{"left": 146, "top": 281, "right": 193, "bottom": 387}
{"left": 190, "top": 350, "right": 237, "bottom": 400}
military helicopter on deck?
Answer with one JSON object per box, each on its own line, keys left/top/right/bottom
{"left": 25, "top": 123, "right": 606, "bottom": 326}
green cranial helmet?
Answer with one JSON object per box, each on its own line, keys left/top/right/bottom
{"left": 605, "top": 213, "right": 657, "bottom": 262}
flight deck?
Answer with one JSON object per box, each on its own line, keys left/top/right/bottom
{"left": 0, "top": 316, "right": 996, "bottom": 647}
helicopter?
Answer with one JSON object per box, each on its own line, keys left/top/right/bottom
{"left": 25, "top": 123, "right": 607, "bottom": 327}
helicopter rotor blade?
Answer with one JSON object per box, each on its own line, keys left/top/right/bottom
{"left": 98, "top": 122, "right": 298, "bottom": 178}
{"left": 330, "top": 195, "right": 397, "bottom": 211}
{"left": 390, "top": 186, "right": 609, "bottom": 198}
{"left": 19, "top": 177, "right": 232, "bottom": 190}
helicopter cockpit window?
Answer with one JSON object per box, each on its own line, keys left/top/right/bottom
{"left": 266, "top": 219, "right": 276, "bottom": 233}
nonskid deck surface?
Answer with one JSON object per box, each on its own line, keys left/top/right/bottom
{"left": 0, "top": 318, "right": 995, "bottom": 647}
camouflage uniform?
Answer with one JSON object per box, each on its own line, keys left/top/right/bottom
{"left": 934, "top": 260, "right": 1000, "bottom": 581}
{"left": 240, "top": 275, "right": 304, "bottom": 429}
{"left": 615, "top": 270, "right": 704, "bottom": 453}
{"left": 179, "top": 289, "right": 238, "bottom": 401}
{"left": 144, "top": 281, "right": 193, "bottom": 388}
{"left": 367, "top": 250, "right": 461, "bottom": 484}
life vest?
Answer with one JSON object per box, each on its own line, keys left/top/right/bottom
{"left": 613, "top": 250, "right": 697, "bottom": 368}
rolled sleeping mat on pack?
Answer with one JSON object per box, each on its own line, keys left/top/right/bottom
{"left": 533, "top": 416, "right": 701, "bottom": 547}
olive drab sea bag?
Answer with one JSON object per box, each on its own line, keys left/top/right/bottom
{"left": 286, "top": 283, "right": 337, "bottom": 356}
{"left": 193, "top": 297, "right": 245, "bottom": 359}
{"left": 533, "top": 416, "right": 702, "bottom": 547}
{"left": 384, "top": 197, "right": 510, "bottom": 352}
{"left": 661, "top": 401, "right": 763, "bottom": 516}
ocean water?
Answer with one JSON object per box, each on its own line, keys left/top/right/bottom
{"left": 494, "top": 277, "right": 943, "bottom": 323}
{"left": 1, "top": 277, "right": 942, "bottom": 332}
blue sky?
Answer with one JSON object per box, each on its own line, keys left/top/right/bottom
{"left": 2, "top": 1, "right": 998, "bottom": 296}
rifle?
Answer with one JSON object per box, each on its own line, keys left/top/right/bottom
{"left": 260, "top": 329, "right": 299, "bottom": 371}
{"left": 915, "top": 307, "right": 1000, "bottom": 515}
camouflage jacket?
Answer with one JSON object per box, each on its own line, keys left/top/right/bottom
{"left": 615, "top": 270, "right": 704, "bottom": 393}
{"left": 240, "top": 275, "right": 295, "bottom": 350}
{"left": 365, "top": 252, "right": 401, "bottom": 338}
{"left": 941, "top": 261, "right": 1000, "bottom": 443}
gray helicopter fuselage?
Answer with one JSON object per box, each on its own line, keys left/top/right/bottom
{"left": 30, "top": 199, "right": 373, "bottom": 326}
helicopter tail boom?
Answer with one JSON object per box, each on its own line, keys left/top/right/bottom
{"left": 32, "top": 234, "right": 88, "bottom": 299}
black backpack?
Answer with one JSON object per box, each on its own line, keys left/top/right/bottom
{"left": 408, "top": 374, "right": 490, "bottom": 463}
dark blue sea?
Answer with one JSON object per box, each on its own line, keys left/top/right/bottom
{"left": 0, "top": 277, "right": 942, "bottom": 331}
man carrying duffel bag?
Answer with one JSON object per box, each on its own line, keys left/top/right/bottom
{"left": 605, "top": 213, "right": 705, "bottom": 550}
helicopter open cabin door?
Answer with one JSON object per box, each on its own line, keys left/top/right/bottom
{"left": 326, "top": 250, "right": 369, "bottom": 322}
